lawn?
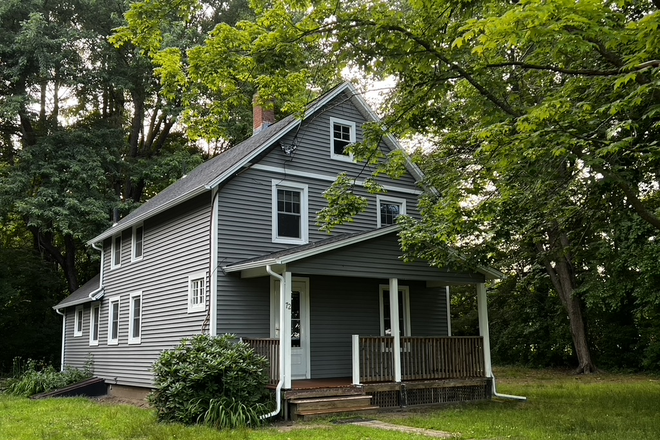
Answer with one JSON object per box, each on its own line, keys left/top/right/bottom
{"left": 1, "top": 368, "right": 659, "bottom": 440}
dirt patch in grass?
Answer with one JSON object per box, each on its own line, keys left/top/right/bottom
{"left": 95, "top": 395, "right": 151, "bottom": 409}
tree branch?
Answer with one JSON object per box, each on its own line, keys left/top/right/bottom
{"left": 485, "top": 61, "right": 620, "bottom": 76}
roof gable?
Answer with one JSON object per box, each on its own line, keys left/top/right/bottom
{"left": 88, "top": 82, "right": 423, "bottom": 245}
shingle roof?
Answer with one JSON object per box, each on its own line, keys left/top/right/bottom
{"left": 53, "top": 274, "right": 101, "bottom": 309}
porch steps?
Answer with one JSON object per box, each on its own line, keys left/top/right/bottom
{"left": 288, "top": 394, "right": 378, "bottom": 421}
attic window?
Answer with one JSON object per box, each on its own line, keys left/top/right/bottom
{"left": 329, "top": 117, "right": 356, "bottom": 162}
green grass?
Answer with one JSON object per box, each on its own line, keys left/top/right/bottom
{"left": 1, "top": 368, "right": 659, "bottom": 440}
{"left": 379, "top": 367, "right": 660, "bottom": 439}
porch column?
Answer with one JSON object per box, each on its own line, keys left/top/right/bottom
{"left": 476, "top": 282, "right": 493, "bottom": 378}
{"left": 445, "top": 286, "right": 452, "bottom": 336}
{"left": 283, "top": 271, "right": 293, "bottom": 389}
{"left": 389, "top": 277, "right": 402, "bottom": 383}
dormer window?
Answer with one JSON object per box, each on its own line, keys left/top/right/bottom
{"left": 329, "top": 117, "right": 356, "bottom": 161}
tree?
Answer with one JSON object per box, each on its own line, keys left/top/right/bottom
{"left": 195, "top": 0, "right": 660, "bottom": 372}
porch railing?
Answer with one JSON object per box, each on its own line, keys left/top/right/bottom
{"left": 243, "top": 338, "right": 280, "bottom": 386}
{"left": 355, "top": 336, "right": 485, "bottom": 383}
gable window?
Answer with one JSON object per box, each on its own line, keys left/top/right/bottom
{"left": 188, "top": 273, "right": 206, "bottom": 313}
{"left": 379, "top": 285, "right": 411, "bottom": 337}
{"left": 128, "top": 292, "right": 142, "bottom": 344}
{"left": 272, "top": 181, "right": 308, "bottom": 244}
{"left": 111, "top": 235, "right": 122, "bottom": 269}
{"left": 108, "top": 296, "right": 120, "bottom": 345}
{"left": 89, "top": 303, "right": 100, "bottom": 346}
{"left": 74, "top": 306, "right": 84, "bottom": 337}
{"left": 329, "top": 117, "right": 356, "bottom": 161}
{"left": 377, "top": 196, "right": 406, "bottom": 228}
{"left": 132, "top": 224, "right": 144, "bottom": 262}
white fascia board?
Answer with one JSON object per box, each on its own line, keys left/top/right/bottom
{"left": 86, "top": 186, "right": 209, "bottom": 245}
{"left": 224, "top": 226, "right": 399, "bottom": 273}
{"left": 52, "top": 296, "right": 94, "bottom": 310}
{"left": 205, "top": 84, "right": 353, "bottom": 191}
{"left": 343, "top": 83, "right": 426, "bottom": 185}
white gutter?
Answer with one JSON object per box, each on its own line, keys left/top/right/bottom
{"left": 261, "top": 264, "right": 285, "bottom": 419}
{"left": 88, "top": 242, "right": 105, "bottom": 300}
{"left": 55, "top": 308, "right": 66, "bottom": 371}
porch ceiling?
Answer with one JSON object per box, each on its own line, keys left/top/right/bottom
{"left": 223, "top": 227, "right": 500, "bottom": 283}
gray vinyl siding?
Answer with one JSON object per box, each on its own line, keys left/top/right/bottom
{"left": 309, "top": 276, "right": 447, "bottom": 378}
{"left": 289, "top": 233, "right": 486, "bottom": 284}
{"left": 215, "top": 93, "right": 441, "bottom": 346}
{"left": 63, "top": 194, "right": 212, "bottom": 387}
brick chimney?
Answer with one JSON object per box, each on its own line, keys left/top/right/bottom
{"left": 253, "top": 94, "right": 275, "bottom": 134}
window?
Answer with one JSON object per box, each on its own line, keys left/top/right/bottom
{"left": 329, "top": 117, "right": 356, "bottom": 161}
{"left": 188, "top": 273, "right": 206, "bottom": 312}
{"left": 89, "top": 303, "right": 100, "bottom": 346}
{"left": 108, "top": 296, "right": 120, "bottom": 345}
{"left": 377, "top": 196, "right": 406, "bottom": 228}
{"left": 132, "top": 224, "right": 144, "bottom": 262}
{"left": 379, "top": 285, "right": 411, "bottom": 337}
{"left": 74, "top": 306, "right": 84, "bottom": 337}
{"left": 111, "top": 234, "right": 122, "bottom": 268}
{"left": 128, "top": 292, "right": 142, "bottom": 344}
{"left": 272, "top": 181, "right": 308, "bottom": 244}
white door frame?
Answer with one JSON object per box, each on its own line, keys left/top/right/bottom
{"left": 271, "top": 277, "right": 310, "bottom": 379}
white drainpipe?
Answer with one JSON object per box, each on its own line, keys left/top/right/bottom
{"left": 55, "top": 308, "right": 66, "bottom": 371}
{"left": 476, "top": 282, "right": 526, "bottom": 402}
{"left": 261, "top": 264, "right": 285, "bottom": 419}
{"left": 88, "top": 242, "right": 105, "bottom": 300}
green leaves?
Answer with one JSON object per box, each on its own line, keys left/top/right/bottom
{"left": 149, "top": 334, "right": 272, "bottom": 427}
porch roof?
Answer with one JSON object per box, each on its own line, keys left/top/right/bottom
{"left": 223, "top": 227, "right": 502, "bottom": 282}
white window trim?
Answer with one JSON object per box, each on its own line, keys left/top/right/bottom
{"left": 107, "top": 296, "right": 120, "bottom": 345}
{"left": 74, "top": 305, "right": 84, "bottom": 337}
{"left": 89, "top": 302, "right": 100, "bottom": 346}
{"left": 379, "top": 285, "right": 411, "bottom": 337}
{"left": 111, "top": 234, "right": 122, "bottom": 269}
{"left": 131, "top": 224, "right": 144, "bottom": 262}
{"left": 128, "top": 291, "right": 142, "bottom": 344}
{"left": 188, "top": 272, "right": 207, "bottom": 313}
{"left": 271, "top": 180, "right": 309, "bottom": 245}
{"left": 376, "top": 195, "right": 407, "bottom": 228}
{"left": 329, "top": 117, "right": 356, "bottom": 162}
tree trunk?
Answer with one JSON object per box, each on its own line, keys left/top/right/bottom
{"left": 536, "top": 229, "right": 596, "bottom": 374}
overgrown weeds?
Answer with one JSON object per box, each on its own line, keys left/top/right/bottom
{"left": 3, "top": 357, "right": 93, "bottom": 397}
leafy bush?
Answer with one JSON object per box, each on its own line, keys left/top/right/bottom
{"left": 149, "top": 334, "right": 272, "bottom": 428}
{"left": 4, "top": 358, "right": 93, "bottom": 397}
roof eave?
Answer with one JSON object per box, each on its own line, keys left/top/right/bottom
{"left": 86, "top": 186, "right": 209, "bottom": 245}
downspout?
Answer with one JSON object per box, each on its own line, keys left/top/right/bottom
{"left": 88, "top": 242, "right": 105, "bottom": 300}
{"left": 55, "top": 308, "right": 66, "bottom": 371}
{"left": 476, "top": 283, "right": 526, "bottom": 402}
{"left": 261, "top": 264, "right": 284, "bottom": 419}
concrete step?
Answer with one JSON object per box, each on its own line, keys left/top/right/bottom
{"left": 290, "top": 395, "right": 373, "bottom": 412}
{"left": 295, "top": 405, "right": 379, "bottom": 421}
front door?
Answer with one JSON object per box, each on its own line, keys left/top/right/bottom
{"left": 272, "top": 278, "right": 310, "bottom": 379}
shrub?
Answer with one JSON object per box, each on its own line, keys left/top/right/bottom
{"left": 4, "top": 357, "right": 93, "bottom": 397}
{"left": 149, "top": 334, "right": 272, "bottom": 428}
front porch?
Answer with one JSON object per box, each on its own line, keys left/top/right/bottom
{"left": 246, "top": 334, "right": 492, "bottom": 417}
{"left": 224, "top": 228, "right": 501, "bottom": 419}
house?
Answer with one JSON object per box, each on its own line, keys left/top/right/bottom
{"left": 54, "top": 82, "right": 503, "bottom": 417}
